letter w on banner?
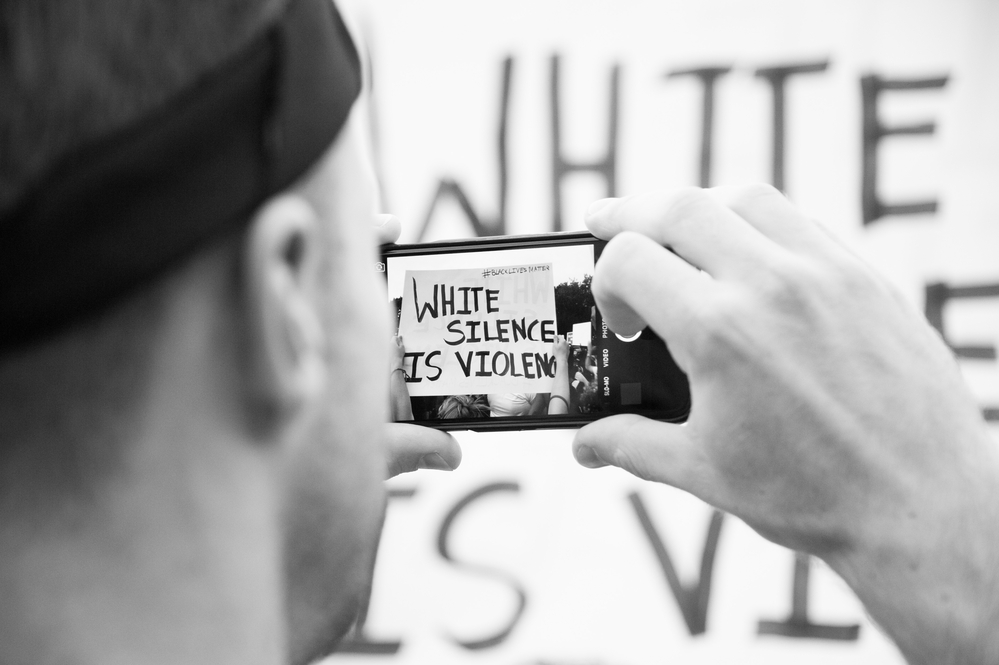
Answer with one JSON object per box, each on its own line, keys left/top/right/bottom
{"left": 400, "top": 264, "right": 557, "bottom": 396}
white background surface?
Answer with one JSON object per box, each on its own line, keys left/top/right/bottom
{"left": 329, "top": 1, "right": 999, "bottom": 662}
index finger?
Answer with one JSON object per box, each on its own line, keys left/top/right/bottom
{"left": 586, "top": 188, "right": 782, "bottom": 279}
{"left": 709, "top": 184, "right": 846, "bottom": 260}
{"left": 592, "top": 230, "right": 714, "bottom": 366}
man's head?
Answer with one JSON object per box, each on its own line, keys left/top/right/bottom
{"left": 0, "top": 0, "right": 389, "bottom": 662}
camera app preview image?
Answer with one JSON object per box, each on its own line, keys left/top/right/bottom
{"left": 386, "top": 244, "right": 600, "bottom": 413}
{"left": 400, "top": 263, "right": 557, "bottom": 396}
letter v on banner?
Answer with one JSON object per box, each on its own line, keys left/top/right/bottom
{"left": 629, "top": 491, "right": 724, "bottom": 636}
{"left": 416, "top": 58, "right": 513, "bottom": 241}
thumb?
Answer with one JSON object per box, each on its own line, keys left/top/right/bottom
{"left": 384, "top": 423, "right": 462, "bottom": 478}
{"left": 572, "top": 414, "right": 709, "bottom": 496}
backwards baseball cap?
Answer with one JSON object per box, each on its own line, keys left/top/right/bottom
{"left": 0, "top": 0, "right": 361, "bottom": 351}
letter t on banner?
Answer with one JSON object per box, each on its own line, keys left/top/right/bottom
{"left": 754, "top": 61, "right": 830, "bottom": 192}
{"left": 666, "top": 66, "right": 732, "bottom": 188}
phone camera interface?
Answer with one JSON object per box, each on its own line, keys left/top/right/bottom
{"left": 383, "top": 237, "right": 690, "bottom": 427}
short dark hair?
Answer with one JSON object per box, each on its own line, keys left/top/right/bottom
{"left": 0, "top": 0, "right": 285, "bottom": 497}
{"left": 0, "top": 0, "right": 284, "bottom": 213}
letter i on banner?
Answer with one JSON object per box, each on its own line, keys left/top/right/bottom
{"left": 398, "top": 264, "right": 557, "bottom": 397}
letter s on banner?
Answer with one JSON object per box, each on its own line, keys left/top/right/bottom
{"left": 437, "top": 481, "right": 528, "bottom": 650}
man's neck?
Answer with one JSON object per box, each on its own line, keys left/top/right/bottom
{"left": 0, "top": 416, "right": 286, "bottom": 665}
{"left": 0, "top": 268, "right": 288, "bottom": 665}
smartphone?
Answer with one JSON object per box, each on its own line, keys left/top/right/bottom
{"left": 379, "top": 231, "right": 690, "bottom": 431}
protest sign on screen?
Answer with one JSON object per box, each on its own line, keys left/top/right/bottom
{"left": 399, "top": 263, "right": 557, "bottom": 396}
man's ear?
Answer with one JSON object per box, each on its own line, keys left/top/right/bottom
{"left": 243, "top": 194, "right": 326, "bottom": 420}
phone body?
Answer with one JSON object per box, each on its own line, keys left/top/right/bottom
{"left": 379, "top": 231, "right": 690, "bottom": 431}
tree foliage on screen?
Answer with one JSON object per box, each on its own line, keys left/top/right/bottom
{"left": 554, "top": 275, "right": 594, "bottom": 335}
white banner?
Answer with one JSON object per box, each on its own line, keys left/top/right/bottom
{"left": 333, "top": 0, "right": 999, "bottom": 663}
{"left": 399, "top": 264, "right": 557, "bottom": 396}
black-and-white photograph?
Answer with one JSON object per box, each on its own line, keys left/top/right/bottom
{"left": 2, "top": 0, "right": 997, "bottom": 664}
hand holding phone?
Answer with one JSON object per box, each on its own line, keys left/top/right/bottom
{"left": 572, "top": 186, "right": 999, "bottom": 664}
{"left": 379, "top": 232, "right": 690, "bottom": 431}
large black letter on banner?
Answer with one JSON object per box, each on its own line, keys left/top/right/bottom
{"left": 754, "top": 61, "right": 829, "bottom": 192}
{"left": 860, "top": 74, "right": 948, "bottom": 225}
{"left": 727, "top": 46, "right": 847, "bottom": 618}
{"left": 665, "top": 66, "right": 732, "bottom": 188}
{"left": 416, "top": 57, "right": 513, "bottom": 240}
{"left": 629, "top": 492, "right": 724, "bottom": 635}
{"left": 550, "top": 54, "right": 620, "bottom": 231}
{"left": 437, "top": 482, "right": 527, "bottom": 650}
{"left": 925, "top": 281, "right": 999, "bottom": 422}
{"left": 758, "top": 552, "right": 861, "bottom": 640}
{"left": 337, "top": 488, "right": 417, "bottom": 654}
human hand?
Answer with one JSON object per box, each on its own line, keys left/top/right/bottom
{"left": 571, "top": 185, "right": 999, "bottom": 662}
{"left": 384, "top": 422, "right": 462, "bottom": 478}
{"left": 375, "top": 213, "right": 462, "bottom": 477}
{"left": 553, "top": 335, "right": 569, "bottom": 362}
{"left": 389, "top": 334, "right": 406, "bottom": 372}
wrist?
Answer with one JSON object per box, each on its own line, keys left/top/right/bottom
{"left": 825, "top": 433, "right": 999, "bottom": 664}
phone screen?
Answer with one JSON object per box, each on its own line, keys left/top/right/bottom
{"left": 379, "top": 232, "right": 689, "bottom": 431}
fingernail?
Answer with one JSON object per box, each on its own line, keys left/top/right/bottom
{"left": 371, "top": 213, "right": 397, "bottom": 229}
{"left": 586, "top": 198, "right": 617, "bottom": 218}
{"left": 574, "top": 444, "right": 604, "bottom": 468}
{"left": 419, "top": 452, "right": 453, "bottom": 471}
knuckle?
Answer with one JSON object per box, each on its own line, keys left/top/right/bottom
{"left": 665, "top": 186, "right": 715, "bottom": 224}
{"left": 755, "top": 256, "right": 815, "bottom": 308}
{"left": 688, "top": 292, "right": 746, "bottom": 359}
{"left": 829, "top": 255, "right": 879, "bottom": 295}
{"left": 698, "top": 295, "right": 742, "bottom": 334}
{"left": 606, "top": 229, "right": 648, "bottom": 258}
{"left": 777, "top": 253, "right": 875, "bottom": 310}
{"left": 729, "top": 182, "right": 784, "bottom": 208}
{"left": 594, "top": 232, "right": 645, "bottom": 295}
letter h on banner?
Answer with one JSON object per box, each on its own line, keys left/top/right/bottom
{"left": 550, "top": 54, "right": 620, "bottom": 231}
